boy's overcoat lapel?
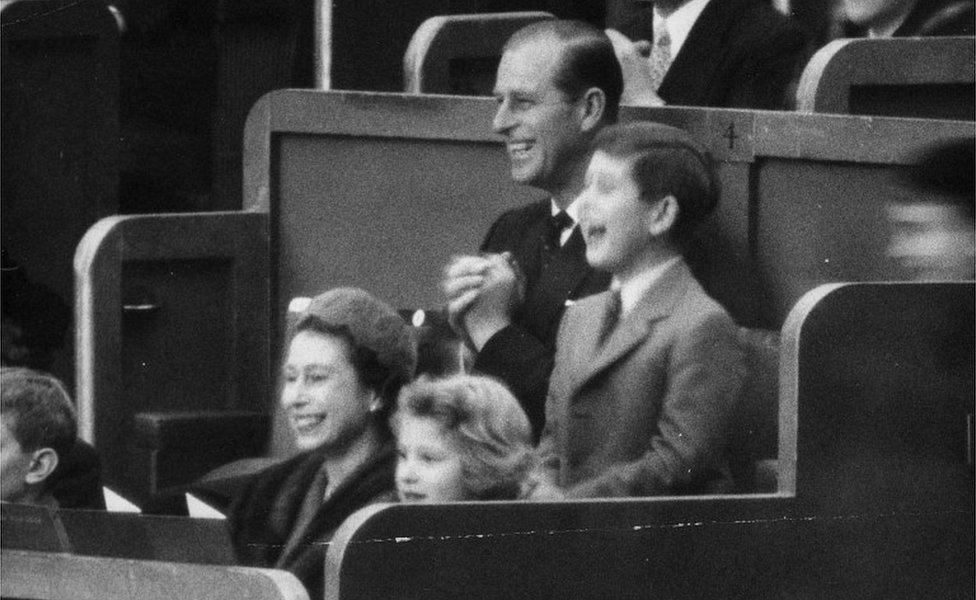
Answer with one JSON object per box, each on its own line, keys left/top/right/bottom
{"left": 567, "top": 262, "right": 688, "bottom": 399}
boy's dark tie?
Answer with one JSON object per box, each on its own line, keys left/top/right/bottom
{"left": 598, "top": 289, "right": 622, "bottom": 345}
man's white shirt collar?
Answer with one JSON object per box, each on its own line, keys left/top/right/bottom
{"left": 654, "top": 0, "right": 711, "bottom": 59}
{"left": 613, "top": 256, "right": 681, "bottom": 317}
{"left": 551, "top": 198, "right": 580, "bottom": 222}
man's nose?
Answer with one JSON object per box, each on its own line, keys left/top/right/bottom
{"left": 492, "top": 100, "right": 515, "bottom": 134}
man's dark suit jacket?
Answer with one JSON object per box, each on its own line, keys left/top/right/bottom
{"left": 843, "top": 0, "right": 975, "bottom": 37}
{"left": 474, "top": 199, "right": 610, "bottom": 437}
{"left": 619, "top": 0, "right": 809, "bottom": 110}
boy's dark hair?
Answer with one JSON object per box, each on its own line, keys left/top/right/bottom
{"left": 593, "top": 122, "right": 719, "bottom": 245}
{"left": 0, "top": 367, "right": 77, "bottom": 460}
{"left": 504, "top": 20, "right": 623, "bottom": 124}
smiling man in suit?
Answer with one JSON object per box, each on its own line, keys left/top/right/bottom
{"left": 442, "top": 21, "right": 622, "bottom": 439}
{"left": 526, "top": 121, "right": 745, "bottom": 499}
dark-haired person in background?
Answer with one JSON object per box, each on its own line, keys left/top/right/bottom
{"left": 1, "top": 368, "right": 104, "bottom": 510}
{"left": 442, "top": 20, "right": 621, "bottom": 438}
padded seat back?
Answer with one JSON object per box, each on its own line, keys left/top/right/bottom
{"left": 796, "top": 36, "right": 975, "bottom": 120}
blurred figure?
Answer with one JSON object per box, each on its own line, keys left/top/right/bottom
{"left": 392, "top": 375, "right": 533, "bottom": 502}
{"left": 887, "top": 138, "right": 975, "bottom": 281}
{"left": 838, "top": 0, "right": 975, "bottom": 37}
{"left": 606, "top": 0, "right": 808, "bottom": 109}
{"left": 887, "top": 204, "right": 975, "bottom": 280}
{"left": 228, "top": 288, "right": 416, "bottom": 600}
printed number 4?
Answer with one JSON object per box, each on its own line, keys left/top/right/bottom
{"left": 723, "top": 122, "right": 739, "bottom": 150}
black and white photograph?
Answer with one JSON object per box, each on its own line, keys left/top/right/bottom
{"left": 1, "top": 0, "right": 973, "bottom": 598}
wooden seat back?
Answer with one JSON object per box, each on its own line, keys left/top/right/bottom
{"left": 796, "top": 36, "right": 975, "bottom": 120}
{"left": 781, "top": 282, "right": 974, "bottom": 515}
{"left": 321, "top": 282, "right": 973, "bottom": 599}
{"left": 75, "top": 91, "right": 973, "bottom": 498}
{"left": 1, "top": 549, "right": 308, "bottom": 600}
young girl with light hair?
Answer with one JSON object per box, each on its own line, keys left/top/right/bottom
{"left": 392, "top": 374, "right": 533, "bottom": 502}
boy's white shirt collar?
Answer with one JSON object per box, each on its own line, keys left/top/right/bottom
{"left": 613, "top": 256, "right": 682, "bottom": 317}
{"left": 654, "top": 0, "right": 711, "bottom": 59}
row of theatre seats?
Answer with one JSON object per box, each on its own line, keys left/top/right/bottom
{"left": 2, "top": 7, "right": 974, "bottom": 599}
{"left": 4, "top": 278, "right": 973, "bottom": 598}
{"left": 5, "top": 91, "right": 959, "bottom": 598}
{"left": 404, "top": 11, "right": 976, "bottom": 120}
{"left": 2, "top": 0, "right": 974, "bottom": 367}
{"left": 71, "top": 91, "right": 975, "bottom": 498}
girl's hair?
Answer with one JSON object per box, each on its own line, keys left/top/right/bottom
{"left": 391, "top": 374, "right": 533, "bottom": 500}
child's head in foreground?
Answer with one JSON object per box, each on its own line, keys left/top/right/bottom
{"left": 578, "top": 121, "right": 718, "bottom": 278}
{"left": 1, "top": 367, "right": 77, "bottom": 505}
{"left": 392, "top": 374, "right": 533, "bottom": 502}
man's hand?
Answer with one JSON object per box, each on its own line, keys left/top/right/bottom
{"left": 443, "top": 254, "right": 493, "bottom": 336}
{"left": 463, "top": 252, "right": 524, "bottom": 350}
{"left": 605, "top": 28, "right": 666, "bottom": 107}
{"left": 441, "top": 253, "right": 524, "bottom": 351}
{"left": 522, "top": 476, "right": 566, "bottom": 501}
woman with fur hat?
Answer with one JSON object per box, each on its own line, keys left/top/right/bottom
{"left": 228, "top": 287, "right": 417, "bottom": 599}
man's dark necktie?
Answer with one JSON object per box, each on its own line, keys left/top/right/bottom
{"left": 547, "top": 211, "right": 574, "bottom": 249}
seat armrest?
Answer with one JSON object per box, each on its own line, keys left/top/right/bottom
{"left": 135, "top": 410, "right": 269, "bottom": 451}
{"left": 133, "top": 410, "right": 270, "bottom": 497}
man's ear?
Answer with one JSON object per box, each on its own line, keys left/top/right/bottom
{"left": 579, "top": 87, "right": 606, "bottom": 133}
{"left": 25, "top": 447, "right": 59, "bottom": 486}
{"left": 646, "top": 195, "right": 679, "bottom": 237}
